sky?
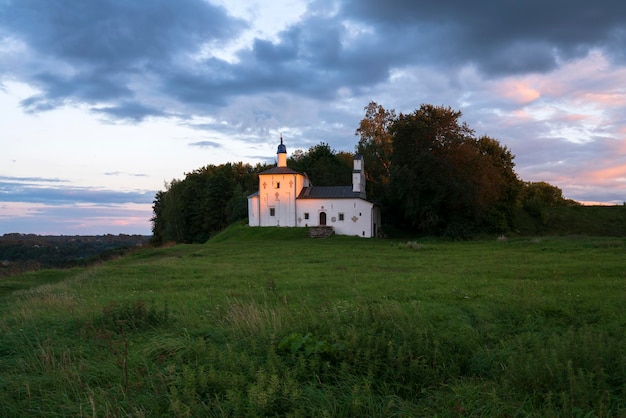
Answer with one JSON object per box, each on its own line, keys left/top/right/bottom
{"left": 1, "top": 0, "right": 625, "bottom": 235}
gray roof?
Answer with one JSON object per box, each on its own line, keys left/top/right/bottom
{"left": 297, "top": 186, "right": 362, "bottom": 199}
{"left": 259, "top": 166, "right": 301, "bottom": 175}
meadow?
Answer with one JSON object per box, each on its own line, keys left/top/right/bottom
{"left": 1, "top": 225, "right": 624, "bottom": 417}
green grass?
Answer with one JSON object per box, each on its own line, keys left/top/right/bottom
{"left": 1, "top": 227, "right": 625, "bottom": 416}
{"left": 0, "top": 268, "right": 81, "bottom": 297}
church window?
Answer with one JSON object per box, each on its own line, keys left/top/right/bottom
{"left": 304, "top": 212, "right": 309, "bottom": 220}
{"left": 270, "top": 208, "right": 275, "bottom": 216}
{"left": 339, "top": 213, "right": 344, "bottom": 221}
{"left": 276, "top": 182, "right": 280, "bottom": 189}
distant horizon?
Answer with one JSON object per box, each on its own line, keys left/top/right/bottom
{"left": 1, "top": 231, "right": 152, "bottom": 237}
{"left": 2, "top": 201, "right": 624, "bottom": 237}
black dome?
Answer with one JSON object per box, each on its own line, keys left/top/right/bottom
{"left": 277, "top": 137, "right": 286, "bottom": 154}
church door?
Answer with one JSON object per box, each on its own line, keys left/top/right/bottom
{"left": 319, "top": 212, "right": 327, "bottom": 226}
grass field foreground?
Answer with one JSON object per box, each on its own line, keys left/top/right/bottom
{"left": 1, "top": 226, "right": 625, "bottom": 416}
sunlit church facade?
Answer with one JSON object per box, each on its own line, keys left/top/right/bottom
{"left": 247, "top": 137, "right": 381, "bottom": 237}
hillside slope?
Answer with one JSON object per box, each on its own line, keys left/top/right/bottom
{"left": 0, "top": 232, "right": 624, "bottom": 416}
{"left": 515, "top": 205, "right": 626, "bottom": 236}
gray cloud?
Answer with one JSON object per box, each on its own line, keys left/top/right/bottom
{"left": 92, "top": 101, "right": 168, "bottom": 122}
{"left": 3, "top": 0, "right": 625, "bottom": 119}
{"left": 340, "top": 0, "right": 626, "bottom": 74}
{"left": 0, "top": 179, "right": 154, "bottom": 205}
{"left": 189, "top": 140, "right": 222, "bottom": 149}
{"left": 0, "top": 175, "right": 68, "bottom": 183}
{"left": 1, "top": 0, "right": 246, "bottom": 115}
{"left": 104, "top": 172, "right": 149, "bottom": 178}
{"left": 4, "top": 0, "right": 245, "bottom": 64}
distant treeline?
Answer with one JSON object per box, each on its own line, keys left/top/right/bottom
{"left": 0, "top": 234, "right": 150, "bottom": 276}
{"left": 514, "top": 205, "right": 626, "bottom": 237}
{"left": 151, "top": 103, "right": 588, "bottom": 244}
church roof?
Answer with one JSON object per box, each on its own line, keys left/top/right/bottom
{"left": 259, "top": 166, "right": 301, "bottom": 175}
{"left": 297, "top": 186, "right": 363, "bottom": 199}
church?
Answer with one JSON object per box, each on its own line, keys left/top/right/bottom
{"left": 248, "top": 137, "right": 381, "bottom": 237}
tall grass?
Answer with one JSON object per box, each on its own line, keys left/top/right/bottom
{"left": 0, "top": 229, "right": 624, "bottom": 416}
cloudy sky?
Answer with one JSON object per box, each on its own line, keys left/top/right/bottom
{"left": 1, "top": 0, "right": 625, "bottom": 235}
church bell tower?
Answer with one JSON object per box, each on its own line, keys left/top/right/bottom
{"left": 277, "top": 135, "right": 287, "bottom": 168}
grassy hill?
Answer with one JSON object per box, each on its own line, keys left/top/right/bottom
{"left": 1, "top": 226, "right": 625, "bottom": 416}
{"left": 514, "top": 205, "right": 626, "bottom": 236}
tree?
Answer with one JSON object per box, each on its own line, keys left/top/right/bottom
{"left": 151, "top": 179, "right": 186, "bottom": 245}
{"left": 226, "top": 184, "right": 249, "bottom": 224}
{"left": 475, "top": 135, "right": 521, "bottom": 231}
{"left": 520, "top": 181, "right": 579, "bottom": 218}
{"left": 150, "top": 162, "right": 268, "bottom": 245}
{"left": 390, "top": 105, "right": 471, "bottom": 232}
{"left": 355, "top": 101, "right": 396, "bottom": 202}
{"left": 389, "top": 104, "right": 519, "bottom": 236}
{"left": 288, "top": 142, "right": 352, "bottom": 186}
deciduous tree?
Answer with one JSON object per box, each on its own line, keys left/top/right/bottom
{"left": 390, "top": 104, "right": 519, "bottom": 235}
{"left": 151, "top": 163, "right": 266, "bottom": 244}
{"left": 288, "top": 142, "right": 352, "bottom": 186}
{"left": 520, "top": 181, "right": 579, "bottom": 218}
{"left": 355, "top": 101, "right": 396, "bottom": 202}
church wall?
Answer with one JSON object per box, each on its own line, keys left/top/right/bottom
{"left": 248, "top": 194, "right": 260, "bottom": 226}
{"left": 257, "top": 173, "right": 304, "bottom": 227}
{"left": 296, "top": 198, "right": 377, "bottom": 237}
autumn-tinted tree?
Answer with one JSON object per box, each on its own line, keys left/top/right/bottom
{"left": 390, "top": 104, "right": 520, "bottom": 236}
{"left": 475, "top": 135, "right": 521, "bottom": 231}
{"left": 355, "top": 101, "right": 396, "bottom": 202}
{"left": 519, "top": 181, "right": 579, "bottom": 218}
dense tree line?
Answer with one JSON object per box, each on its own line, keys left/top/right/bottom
{"left": 289, "top": 143, "right": 354, "bottom": 186}
{"left": 151, "top": 163, "right": 266, "bottom": 245}
{"left": 150, "top": 145, "right": 353, "bottom": 244}
{"left": 151, "top": 102, "right": 578, "bottom": 243}
{"left": 356, "top": 102, "right": 578, "bottom": 237}
{"left": 358, "top": 102, "right": 520, "bottom": 236}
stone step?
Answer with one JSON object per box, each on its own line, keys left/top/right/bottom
{"left": 308, "top": 226, "right": 334, "bottom": 238}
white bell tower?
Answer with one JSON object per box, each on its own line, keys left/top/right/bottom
{"left": 352, "top": 155, "right": 366, "bottom": 198}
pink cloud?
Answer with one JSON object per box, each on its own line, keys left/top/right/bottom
{"left": 491, "top": 79, "right": 541, "bottom": 104}
{"left": 0, "top": 202, "right": 152, "bottom": 235}
{"left": 587, "top": 164, "right": 626, "bottom": 182}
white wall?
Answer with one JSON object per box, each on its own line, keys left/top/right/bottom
{"left": 248, "top": 194, "right": 259, "bottom": 226}
{"left": 257, "top": 173, "right": 305, "bottom": 227}
{"left": 296, "top": 198, "right": 377, "bottom": 237}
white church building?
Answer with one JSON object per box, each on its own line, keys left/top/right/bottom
{"left": 248, "top": 138, "right": 381, "bottom": 237}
